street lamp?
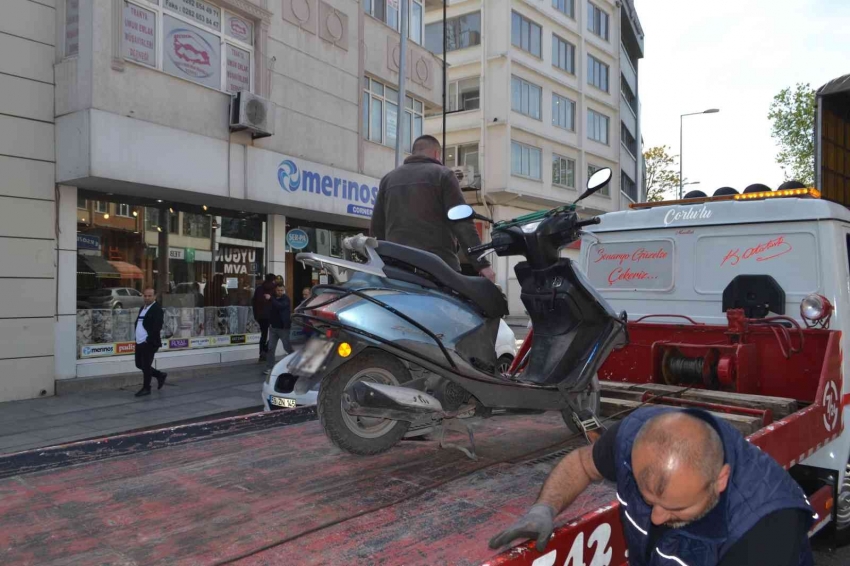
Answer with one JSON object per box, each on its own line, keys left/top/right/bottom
{"left": 680, "top": 109, "right": 720, "bottom": 199}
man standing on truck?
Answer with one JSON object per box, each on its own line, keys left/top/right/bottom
{"left": 371, "top": 135, "right": 496, "bottom": 283}
{"left": 490, "top": 408, "right": 814, "bottom": 565}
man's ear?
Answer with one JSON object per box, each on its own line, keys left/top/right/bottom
{"left": 715, "top": 464, "right": 732, "bottom": 494}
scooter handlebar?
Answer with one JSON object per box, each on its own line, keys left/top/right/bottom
{"left": 575, "top": 217, "right": 601, "bottom": 229}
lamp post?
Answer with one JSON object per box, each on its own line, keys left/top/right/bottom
{"left": 680, "top": 109, "right": 719, "bottom": 199}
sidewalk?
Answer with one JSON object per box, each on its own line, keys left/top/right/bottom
{"left": 0, "top": 360, "right": 270, "bottom": 455}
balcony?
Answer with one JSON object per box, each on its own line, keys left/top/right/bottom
{"left": 620, "top": 0, "right": 644, "bottom": 59}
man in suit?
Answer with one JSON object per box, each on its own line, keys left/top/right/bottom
{"left": 134, "top": 287, "right": 167, "bottom": 397}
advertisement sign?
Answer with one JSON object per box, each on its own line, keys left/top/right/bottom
{"left": 123, "top": 1, "right": 157, "bottom": 67}
{"left": 185, "top": 248, "right": 196, "bottom": 262}
{"left": 226, "top": 14, "right": 253, "bottom": 43}
{"left": 230, "top": 334, "right": 247, "bottom": 345}
{"left": 163, "top": 0, "right": 221, "bottom": 30}
{"left": 286, "top": 229, "right": 310, "bottom": 250}
{"left": 585, "top": 240, "right": 675, "bottom": 290}
{"left": 116, "top": 342, "right": 137, "bottom": 355}
{"left": 169, "top": 338, "right": 190, "bottom": 349}
{"left": 190, "top": 337, "right": 211, "bottom": 348}
{"left": 225, "top": 44, "right": 251, "bottom": 93}
{"left": 211, "top": 336, "right": 233, "bottom": 346}
{"left": 80, "top": 344, "right": 116, "bottom": 358}
{"left": 169, "top": 248, "right": 185, "bottom": 260}
{"left": 77, "top": 234, "right": 101, "bottom": 251}
{"left": 248, "top": 148, "right": 380, "bottom": 220}
{"left": 218, "top": 246, "right": 258, "bottom": 275}
{"left": 163, "top": 15, "right": 221, "bottom": 90}
{"left": 80, "top": 334, "right": 261, "bottom": 358}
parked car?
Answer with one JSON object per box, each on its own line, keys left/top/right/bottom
{"left": 86, "top": 288, "right": 145, "bottom": 310}
{"left": 263, "top": 320, "right": 518, "bottom": 411}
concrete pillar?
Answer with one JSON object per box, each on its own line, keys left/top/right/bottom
{"left": 55, "top": 185, "right": 79, "bottom": 381}
{"left": 267, "top": 214, "right": 287, "bottom": 283}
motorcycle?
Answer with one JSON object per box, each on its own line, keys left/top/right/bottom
{"left": 281, "top": 167, "right": 628, "bottom": 457}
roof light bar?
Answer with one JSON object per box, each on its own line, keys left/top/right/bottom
{"left": 629, "top": 187, "right": 821, "bottom": 210}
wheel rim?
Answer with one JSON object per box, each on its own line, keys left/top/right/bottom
{"left": 341, "top": 367, "right": 401, "bottom": 439}
{"left": 497, "top": 357, "right": 513, "bottom": 376}
{"left": 837, "top": 462, "right": 850, "bottom": 529}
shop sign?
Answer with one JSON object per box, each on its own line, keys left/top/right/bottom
{"left": 225, "top": 44, "right": 250, "bottom": 93}
{"left": 230, "top": 334, "right": 247, "bottom": 344}
{"left": 163, "top": 0, "right": 221, "bottom": 30}
{"left": 81, "top": 344, "right": 116, "bottom": 358}
{"left": 116, "top": 342, "right": 136, "bottom": 355}
{"left": 246, "top": 334, "right": 260, "bottom": 344}
{"left": 163, "top": 15, "right": 221, "bottom": 90}
{"left": 169, "top": 248, "right": 185, "bottom": 260}
{"left": 211, "top": 335, "right": 232, "bottom": 346}
{"left": 286, "top": 229, "right": 309, "bottom": 250}
{"left": 123, "top": 1, "right": 157, "bottom": 67}
{"left": 185, "top": 248, "right": 196, "bottom": 262}
{"left": 77, "top": 234, "right": 101, "bottom": 250}
{"left": 169, "top": 338, "right": 190, "bottom": 349}
{"left": 226, "top": 277, "right": 239, "bottom": 289}
{"left": 218, "top": 246, "right": 257, "bottom": 275}
{"left": 190, "top": 336, "right": 211, "bottom": 348}
{"left": 248, "top": 149, "right": 380, "bottom": 220}
{"left": 225, "top": 13, "right": 252, "bottom": 43}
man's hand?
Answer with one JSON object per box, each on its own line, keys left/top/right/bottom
{"left": 488, "top": 504, "right": 556, "bottom": 552}
{"left": 480, "top": 267, "right": 496, "bottom": 283}
{"left": 264, "top": 294, "right": 271, "bottom": 300}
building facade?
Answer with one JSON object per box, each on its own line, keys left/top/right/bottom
{"left": 0, "top": 0, "right": 444, "bottom": 402}
{"left": 423, "top": 0, "right": 643, "bottom": 316}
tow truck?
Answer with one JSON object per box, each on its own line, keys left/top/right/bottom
{"left": 0, "top": 188, "right": 848, "bottom": 566}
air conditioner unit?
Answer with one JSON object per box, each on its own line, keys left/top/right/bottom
{"left": 230, "top": 91, "right": 275, "bottom": 139}
{"left": 451, "top": 166, "right": 476, "bottom": 189}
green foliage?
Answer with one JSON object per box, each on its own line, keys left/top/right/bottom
{"left": 768, "top": 83, "right": 815, "bottom": 186}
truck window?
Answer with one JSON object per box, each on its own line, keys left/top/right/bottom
{"left": 694, "top": 232, "right": 818, "bottom": 294}
{"left": 585, "top": 240, "right": 674, "bottom": 290}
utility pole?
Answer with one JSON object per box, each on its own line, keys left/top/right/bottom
{"left": 394, "top": 0, "right": 409, "bottom": 167}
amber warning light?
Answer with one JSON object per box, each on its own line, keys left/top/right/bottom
{"left": 630, "top": 188, "right": 822, "bottom": 209}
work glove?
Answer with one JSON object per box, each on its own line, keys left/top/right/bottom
{"left": 488, "top": 503, "right": 556, "bottom": 552}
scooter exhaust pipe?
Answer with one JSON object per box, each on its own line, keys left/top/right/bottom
{"left": 343, "top": 382, "right": 444, "bottom": 423}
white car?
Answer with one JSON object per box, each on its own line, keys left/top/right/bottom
{"left": 262, "top": 320, "right": 518, "bottom": 411}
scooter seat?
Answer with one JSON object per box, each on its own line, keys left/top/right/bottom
{"left": 376, "top": 241, "right": 509, "bottom": 319}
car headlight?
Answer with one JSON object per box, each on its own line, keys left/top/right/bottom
{"left": 265, "top": 372, "right": 273, "bottom": 385}
{"left": 800, "top": 294, "right": 833, "bottom": 323}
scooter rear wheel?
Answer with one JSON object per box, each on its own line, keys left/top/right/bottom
{"left": 561, "top": 375, "right": 602, "bottom": 435}
{"left": 318, "top": 351, "right": 412, "bottom": 455}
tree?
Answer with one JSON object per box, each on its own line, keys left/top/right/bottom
{"left": 644, "top": 145, "right": 681, "bottom": 202}
{"left": 768, "top": 83, "right": 815, "bottom": 186}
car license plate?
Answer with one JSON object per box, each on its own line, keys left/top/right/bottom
{"left": 270, "top": 396, "right": 296, "bottom": 408}
{"left": 293, "top": 338, "right": 334, "bottom": 375}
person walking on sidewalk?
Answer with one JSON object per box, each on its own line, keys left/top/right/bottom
{"left": 134, "top": 288, "right": 167, "bottom": 397}
{"left": 253, "top": 273, "right": 276, "bottom": 361}
{"left": 264, "top": 282, "right": 293, "bottom": 375}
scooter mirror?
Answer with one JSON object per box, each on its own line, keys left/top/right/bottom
{"left": 447, "top": 205, "right": 475, "bottom": 221}
{"left": 575, "top": 168, "right": 613, "bottom": 203}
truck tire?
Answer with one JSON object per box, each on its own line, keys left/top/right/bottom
{"left": 833, "top": 461, "right": 850, "bottom": 545}
{"left": 561, "top": 375, "right": 602, "bottom": 435}
{"left": 318, "top": 351, "right": 412, "bottom": 455}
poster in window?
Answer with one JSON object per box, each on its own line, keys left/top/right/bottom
{"left": 123, "top": 2, "right": 156, "bottom": 66}
{"left": 163, "top": 0, "right": 221, "bottom": 30}
{"left": 163, "top": 15, "right": 221, "bottom": 90}
{"left": 65, "top": 0, "right": 79, "bottom": 56}
{"left": 225, "top": 14, "right": 253, "bottom": 43}
{"left": 225, "top": 44, "right": 251, "bottom": 93}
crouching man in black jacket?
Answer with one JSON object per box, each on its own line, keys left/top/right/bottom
{"left": 134, "top": 288, "right": 167, "bottom": 397}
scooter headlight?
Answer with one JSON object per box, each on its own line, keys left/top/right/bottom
{"left": 521, "top": 221, "right": 541, "bottom": 234}
{"left": 800, "top": 294, "right": 833, "bottom": 322}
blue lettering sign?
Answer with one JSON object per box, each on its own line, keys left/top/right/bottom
{"left": 286, "top": 228, "right": 310, "bottom": 250}
{"left": 278, "top": 159, "right": 378, "bottom": 217}
{"left": 77, "top": 234, "right": 101, "bottom": 250}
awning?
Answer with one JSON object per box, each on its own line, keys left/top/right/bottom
{"left": 78, "top": 255, "right": 120, "bottom": 279}
{"left": 108, "top": 261, "right": 144, "bottom": 280}
{"left": 817, "top": 74, "right": 850, "bottom": 97}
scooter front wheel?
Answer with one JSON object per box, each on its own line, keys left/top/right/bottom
{"left": 318, "top": 351, "right": 412, "bottom": 455}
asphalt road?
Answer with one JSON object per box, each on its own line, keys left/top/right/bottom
{"left": 813, "top": 535, "right": 850, "bottom": 564}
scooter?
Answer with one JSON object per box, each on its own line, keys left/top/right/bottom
{"left": 282, "top": 168, "right": 628, "bottom": 457}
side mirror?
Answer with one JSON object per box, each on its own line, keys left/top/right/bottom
{"left": 447, "top": 205, "right": 475, "bottom": 221}
{"left": 575, "top": 167, "right": 613, "bottom": 203}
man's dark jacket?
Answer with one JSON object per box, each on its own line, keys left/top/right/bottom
{"left": 371, "top": 155, "right": 490, "bottom": 272}
{"left": 252, "top": 281, "right": 275, "bottom": 320}
{"left": 269, "top": 295, "right": 291, "bottom": 329}
{"left": 136, "top": 302, "right": 164, "bottom": 348}
{"left": 615, "top": 407, "right": 813, "bottom": 566}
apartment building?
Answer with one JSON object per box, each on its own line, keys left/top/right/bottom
{"left": 424, "top": 0, "right": 644, "bottom": 315}
{"left": 0, "top": 0, "right": 444, "bottom": 402}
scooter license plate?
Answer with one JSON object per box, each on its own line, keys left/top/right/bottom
{"left": 293, "top": 338, "right": 334, "bottom": 375}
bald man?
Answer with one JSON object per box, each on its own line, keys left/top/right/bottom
{"left": 490, "top": 408, "right": 814, "bottom": 566}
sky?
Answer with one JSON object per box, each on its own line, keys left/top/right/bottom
{"left": 635, "top": 0, "right": 850, "bottom": 197}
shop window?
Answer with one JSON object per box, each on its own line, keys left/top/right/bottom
{"left": 77, "top": 200, "right": 268, "bottom": 361}
{"left": 77, "top": 196, "right": 87, "bottom": 209}
{"left": 122, "top": 0, "right": 254, "bottom": 94}
{"left": 95, "top": 201, "right": 109, "bottom": 214}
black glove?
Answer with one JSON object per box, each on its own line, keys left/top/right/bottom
{"left": 488, "top": 503, "right": 556, "bottom": 552}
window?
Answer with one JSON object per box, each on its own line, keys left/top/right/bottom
{"left": 121, "top": 0, "right": 254, "bottom": 94}
{"left": 621, "top": 75, "right": 637, "bottom": 114}
{"left": 447, "top": 77, "right": 480, "bottom": 112}
{"left": 622, "top": 171, "right": 638, "bottom": 202}
{"left": 552, "top": 93, "right": 575, "bottom": 131}
{"left": 117, "top": 204, "right": 132, "bottom": 217}
{"left": 95, "top": 201, "right": 109, "bottom": 214}
{"left": 364, "top": 0, "right": 425, "bottom": 45}
{"left": 588, "top": 55, "right": 609, "bottom": 92}
{"left": 587, "top": 109, "right": 609, "bottom": 144}
{"left": 587, "top": 2, "right": 609, "bottom": 40}
{"left": 145, "top": 207, "right": 179, "bottom": 233}
{"left": 445, "top": 143, "right": 480, "bottom": 178}
{"left": 553, "top": 155, "right": 576, "bottom": 188}
{"left": 511, "top": 12, "right": 541, "bottom": 58}
{"left": 621, "top": 123, "right": 637, "bottom": 156}
{"left": 363, "top": 77, "right": 424, "bottom": 152}
{"left": 183, "top": 213, "right": 212, "bottom": 238}
{"left": 552, "top": 35, "right": 575, "bottom": 74}
{"left": 77, "top": 196, "right": 87, "bottom": 209}
{"left": 425, "top": 12, "right": 480, "bottom": 54}
{"left": 588, "top": 164, "right": 609, "bottom": 195}
{"left": 65, "top": 0, "right": 80, "bottom": 57}
{"left": 553, "top": 0, "right": 575, "bottom": 18}
{"left": 511, "top": 141, "right": 542, "bottom": 180}
{"left": 511, "top": 76, "right": 542, "bottom": 120}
